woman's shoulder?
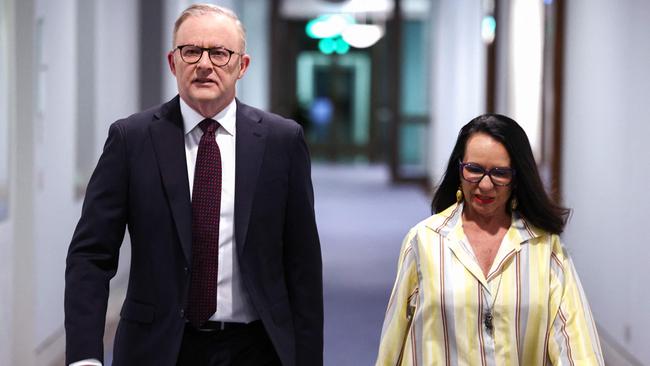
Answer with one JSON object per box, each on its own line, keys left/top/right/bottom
{"left": 406, "top": 203, "right": 463, "bottom": 240}
{"left": 515, "top": 215, "right": 569, "bottom": 260}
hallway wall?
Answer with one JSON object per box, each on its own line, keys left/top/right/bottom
{"left": 562, "top": 0, "right": 650, "bottom": 362}
{"left": 30, "top": 0, "right": 139, "bottom": 351}
{"left": 1, "top": 1, "right": 16, "bottom": 364}
{"left": 32, "top": 0, "right": 78, "bottom": 347}
{"left": 2, "top": 0, "right": 139, "bottom": 363}
{"left": 428, "top": 0, "right": 487, "bottom": 184}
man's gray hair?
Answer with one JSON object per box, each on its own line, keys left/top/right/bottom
{"left": 172, "top": 3, "right": 247, "bottom": 52}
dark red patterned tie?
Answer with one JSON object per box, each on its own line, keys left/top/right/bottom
{"left": 187, "top": 119, "right": 221, "bottom": 328}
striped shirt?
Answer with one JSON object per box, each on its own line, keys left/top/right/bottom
{"left": 376, "top": 203, "right": 603, "bottom": 366}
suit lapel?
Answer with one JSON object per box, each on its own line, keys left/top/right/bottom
{"left": 149, "top": 96, "right": 193, "bottom": 265}
{"left": 234, "top": 100, "right": 268, "bottom": 255}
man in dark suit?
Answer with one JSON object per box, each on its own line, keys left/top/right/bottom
{"left": 64, "top": 4, "right": 322, "bottom": 366}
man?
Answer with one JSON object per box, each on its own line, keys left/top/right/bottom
{"left": 65, "top": 4, "right": 323, "bottom": 366}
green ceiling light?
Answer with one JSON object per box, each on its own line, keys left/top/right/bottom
{"left": 307, "top": 14, "right": 356, "bottom": 55}
{"left": 306, "top": 14, "right": 355, "bottom": 39}
{"left": 335, "top": 37, "right": 350, "bottom": 54}
{"left": 305, "top": 17, "right": 324, "bottom": 39}
{"left": 318, "top": 38, "right": 337, "bottom": 54}
{"left": 318, "top": 37, "right": 350, "bottom": 55}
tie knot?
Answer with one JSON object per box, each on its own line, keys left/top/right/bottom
{"left": 198, "top": 119, "right": 218, "bottom": 134}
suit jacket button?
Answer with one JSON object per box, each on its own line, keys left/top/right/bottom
{"left": 184, "top": 267, "right": 189, "bottom": 274}
{"left": 180, "top": 309, "right": 185, "bottom": 318}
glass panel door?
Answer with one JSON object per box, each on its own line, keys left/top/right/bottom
{"left": 297, "top": 51, "right": 372, "bottom": 161}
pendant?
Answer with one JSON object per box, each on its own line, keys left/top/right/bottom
{"left": 484, "top": 311, "right": 493, "bottom": 333}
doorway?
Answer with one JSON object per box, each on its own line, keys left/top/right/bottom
{"left": 297, "top": 51, "right": 372, "bottom": 161}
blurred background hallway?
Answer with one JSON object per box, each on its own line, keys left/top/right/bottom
{"left": 1, "top": 0, "right": 649, "bottom": 364}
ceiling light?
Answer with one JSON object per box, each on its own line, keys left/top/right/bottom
{"left": 306, "top": 14, "right": 354, "bottom": 39}
{"left": 341, "top": 24, "right": 384, "bottom": 48}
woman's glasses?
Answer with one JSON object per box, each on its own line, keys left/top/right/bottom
{"left": 459, "top": 161, "right": 515, "bottom": 186}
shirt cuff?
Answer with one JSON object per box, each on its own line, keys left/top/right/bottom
{"left": 69, "top": 359, "right": 102, "bottom": 366}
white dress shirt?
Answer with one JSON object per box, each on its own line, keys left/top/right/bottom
{"left": 181, "top": 97, "right": 258, "bottom": 323}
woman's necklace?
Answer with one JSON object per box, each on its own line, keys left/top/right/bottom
{"left": 460, "top": 209, "right": 509, "bottom": 334}
{"left": 483, "top": 271, "right": 503, "bottom": 334}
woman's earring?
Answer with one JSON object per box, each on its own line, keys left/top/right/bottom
{"left": 510, "top": 196, "right": 518, "bottom": 211}
{"left": 456, "top": 187, "right": 464, "bottom": 203}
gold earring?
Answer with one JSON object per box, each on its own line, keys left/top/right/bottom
{"left": 510, "top": 196, "right": 518, "bottom": 211}
{"left": 456, "top": 187, "right": 463, "bottom": 203}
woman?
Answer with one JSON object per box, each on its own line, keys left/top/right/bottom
{"left": 376, "top": 114, "right": 603, "bottom": 365}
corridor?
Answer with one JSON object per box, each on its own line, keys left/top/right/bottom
{"left": 2, "top": 0, "right": 650, "bottom": 364}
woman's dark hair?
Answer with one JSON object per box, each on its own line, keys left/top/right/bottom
{"left": 430, "top": 113, "right": 570, "bottom": 234}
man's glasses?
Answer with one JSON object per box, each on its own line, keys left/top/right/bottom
{"left": 174, "top": 45, "right": 243, "bottom": 67}
{"left": 459, "top": 161, "right": 515, "bottom": 186}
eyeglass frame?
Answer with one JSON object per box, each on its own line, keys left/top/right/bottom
{"left": 173, "top": 44, "right": 244, "bottom": 67}
{"left": 458, "top": 160, "right": 516, "bottom": 186}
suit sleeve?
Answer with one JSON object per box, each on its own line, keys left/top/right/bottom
{"left": 64, "top": 122, "right": 129, "bottom": 364}
{"left": 282, "top": 126, "right": 324, "bottom": 365}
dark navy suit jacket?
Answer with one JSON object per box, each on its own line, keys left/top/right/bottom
{"left": 65, "top": 96, "right": 323, "bottom": 366}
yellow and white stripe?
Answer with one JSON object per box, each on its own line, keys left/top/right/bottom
{"left": 376, "top": 203, "right": 603, "bottom": 366}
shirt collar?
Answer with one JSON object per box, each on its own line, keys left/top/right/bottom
{"left": 425, "top": 202, "right": 544, "bottom": 245}
{"left": 180, "top": 97, "right": 237, "bottom": 136}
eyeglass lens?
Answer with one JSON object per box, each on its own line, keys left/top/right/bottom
{"left": 180, "top": 46, "right": 232, "bottom": 66}
{"left": 461, "top": 163, "right": 513, "bottom": 185}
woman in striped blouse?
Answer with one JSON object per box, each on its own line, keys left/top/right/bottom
{"left": 376, "top": 114, "right": 603, "bottom": 365}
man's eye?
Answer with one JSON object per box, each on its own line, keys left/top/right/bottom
{"left": 211, "top": 49, "right": 229, "bottom": 58}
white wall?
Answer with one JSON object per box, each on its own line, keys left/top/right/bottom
{"left": 236, "top": 0, "right": 270, "bottom": 110}
{"left": 35, "top": 0, "right": 140, "bottom": 357}
{"left": 1, "top": 0, "right": 139, "bottom": 363}
{"left": 9, "top": 0, "right": 37, "bottom": 362}
{"left": 95, "top": 0, "right": 140, "bottom": 153}
{"left": 0, "top": 0, "right": 13, "bottom": 364}
{"left": 429, "top": 0, "right": 486, "bottom": 184}
{"left": 562, "top": 0, "right": 650, "bottom": 363}
{"left": 33, "top": 0, "right": 78, "bottom": 347}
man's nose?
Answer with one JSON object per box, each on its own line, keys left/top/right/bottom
{"left": 197, "top": 50, "right": 213, "bottom": 68}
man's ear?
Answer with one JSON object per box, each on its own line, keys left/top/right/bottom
{"left": 167, "top": 51, "right": 177, "bottom": 76}
{"left": 237, "top": 54, "right": 251, "bottom": 79}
